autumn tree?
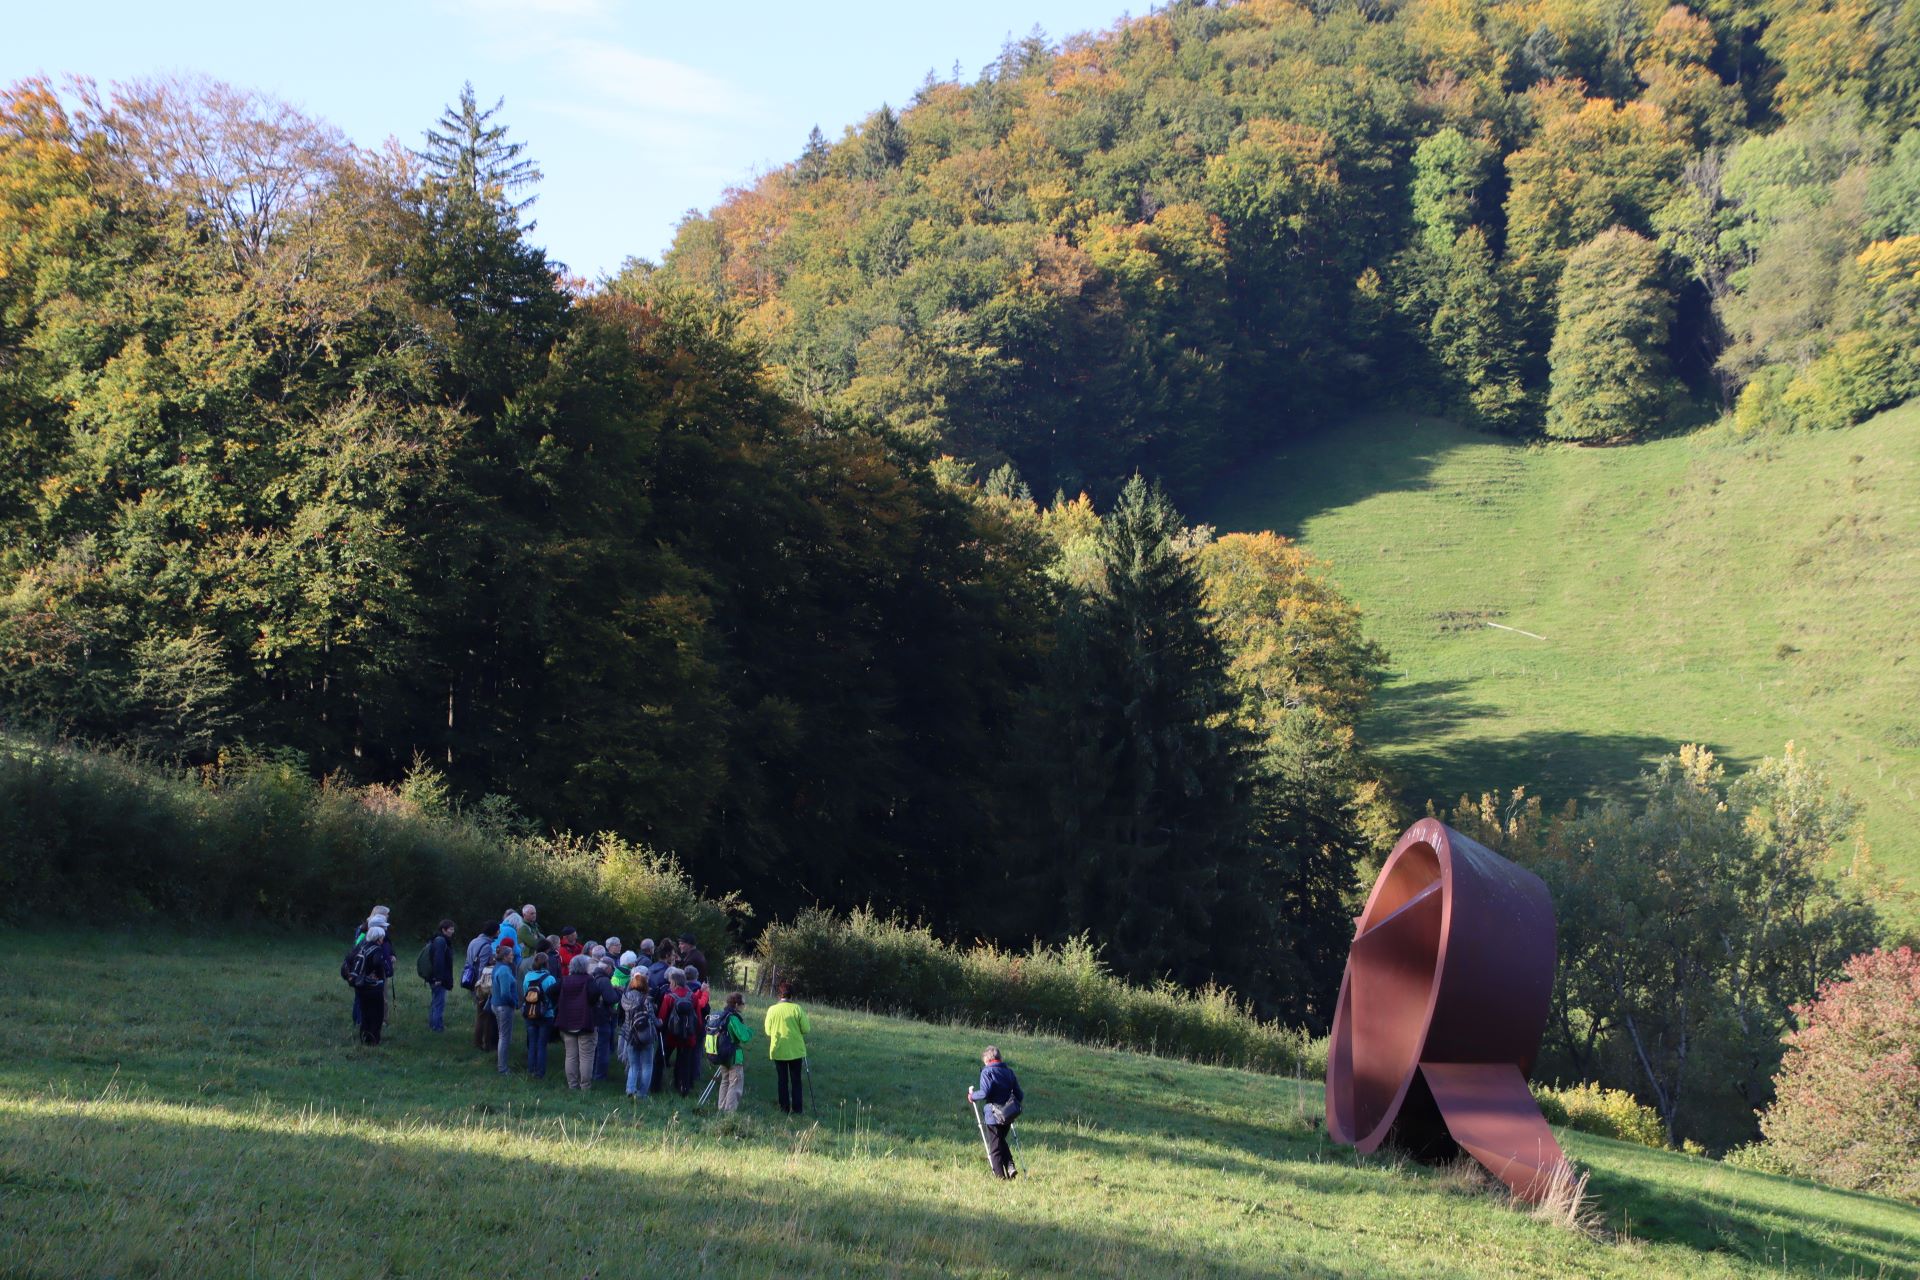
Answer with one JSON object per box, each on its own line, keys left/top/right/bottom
{"left": 1756, "top": 946, "right": 1920, "bottom": 1202}
{"left": 1545, "top": 227, "right": 1678, "bottom": 440}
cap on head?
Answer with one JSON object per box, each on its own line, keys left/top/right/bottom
{"left": 561, "top": 926, "right": 577, "bottom": 939}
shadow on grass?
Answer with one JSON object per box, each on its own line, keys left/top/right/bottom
{"left": 1367, "top": 679, "right": 1684, "bottom": 816}
{"left": 1198, "top": 411, "right": 1479, "bottom": 535}
{"left": 1580, "top": 1161, "right": 1920, "bottom": 1278}
{"left": 0, "top": 1100, "right": 1367, "bottom": 1280}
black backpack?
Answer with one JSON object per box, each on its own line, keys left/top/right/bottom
{"left": 667, "top": 992, "right": 699, "bottom": 1041}
{"left": 622, "top": 990, "right": 657, "bottom": 1051}
{"left": 341, "top": 941, "right": 382, "bottom": 989}
{"left": 703, "top": 1008, "right": 736, "bottom": 1064}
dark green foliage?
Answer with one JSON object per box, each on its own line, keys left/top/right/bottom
{"left": 1000, "top": 478, "right": 1305, "bottom": 1010}
{"left": 0, "top": 737, "right": 737, "bottom": 971}
{"left": 758, "top": 907, "right": 1326, "bottom": 1076}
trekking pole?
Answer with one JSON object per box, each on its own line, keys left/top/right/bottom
{"left": 696, "top": 1067, "right": 720, "bottom": 1110}
{"left": 969, "top": 1098, "right": 995, "bottom": 1171}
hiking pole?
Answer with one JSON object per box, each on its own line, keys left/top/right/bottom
{"left": 969, "top": 1098, "right": 995, "bottom": 1172}
{"left": 696, "top": 1066, "right": 720, "bottom": 1110}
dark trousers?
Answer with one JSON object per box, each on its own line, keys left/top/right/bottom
{"left": 672, "top": 1044, "right": 701, "bottom": 1094}
{"left": 775, "top": 1058, "right": 805, "bottom": 1113}
{"left": 474, "top": 999, "right": 497, "bottom": 1050}
{"left": 984, "top": 1122, "right": 1015, "bottom": 1178}
{"left": 355, "top": 985, "right": 386, "bottom": 1045}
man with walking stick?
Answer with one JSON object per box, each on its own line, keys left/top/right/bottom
{"left": 965, "top": 1045, "right": 1023, "bottom": 1180}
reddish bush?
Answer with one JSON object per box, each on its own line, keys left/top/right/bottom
{"left": 1758, "top": 947, "right": 1920, "bottom": 1202}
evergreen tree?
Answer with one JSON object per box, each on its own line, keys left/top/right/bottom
{"left": 859, "top": 105, "right": 906, "bottom": 176}
{"left": 1545, "top": 227, "right": 1677, "bottom": 440}
{"left": 796, "top": 125, "right": 831, "bottom": 183}
{"left": 1020, "top": 477, "right": 1262, "bottom": 996}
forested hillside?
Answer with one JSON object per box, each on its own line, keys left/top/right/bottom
{"left": 5, "top": 0, "right": 1916, "bottom": 1161}
{"left": 657, "top": 0, "right": 1920, "bottom": 498}
{"left": 0, "top": 78, "right": 1387, "bottom": 1027}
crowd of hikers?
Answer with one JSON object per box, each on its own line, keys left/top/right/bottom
{"left": 341, "top": 903, "right": 809, "bottom": 1114}
{"left": 341, "top": 904, "right": 1022, "bottom": 1173}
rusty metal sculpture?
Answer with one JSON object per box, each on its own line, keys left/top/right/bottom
{"left": 1325, "top": 818, "right": 1567, "bottom": 1201}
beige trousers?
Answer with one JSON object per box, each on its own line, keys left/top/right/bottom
{"left": 717, "top": 1063, "right": 745, "bottom": 1112}
{"left": 563, "top": 1029, "right": 597, "bottom": 1089}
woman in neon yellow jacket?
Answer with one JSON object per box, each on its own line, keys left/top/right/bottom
{"left": 762, "top": 982, "right": 811, "bottom": 1115}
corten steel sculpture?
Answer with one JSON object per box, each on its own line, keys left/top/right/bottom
{"left": 1325, "top": 818, "right": 1567, "bottom": 1201}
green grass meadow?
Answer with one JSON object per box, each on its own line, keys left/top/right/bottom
{"left": 4, "top": 933, "right": 1916, "bottom": 1278}
{"left": 1203, "top": 405, "right": 1920, "bottom": 907}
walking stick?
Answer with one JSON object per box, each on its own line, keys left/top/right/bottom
{"left": 969, "top": 1098, "right": 995, "bottom": 1171}
{"left": 696, "top": 1066, "right": 720, "bottom": 1109}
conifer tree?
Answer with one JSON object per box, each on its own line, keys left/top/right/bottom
{"left": 1023, "top": 476, "right": 1261, "bottom": 995}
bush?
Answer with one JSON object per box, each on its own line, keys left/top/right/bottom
{"left": 1755, "top": 946, "right": 1920, "bottom": 1203}
{"left": 1531, "top": 1082, "right": 1669, "bottom": 1149}
{"left": 0, "top": 737, "right": 741, "bottom": 972}
{"left": 1779, "top": 330, "right": 1908, "bottom": 431}
{"left": 758, "top": 907, "right": 1325, "bottom": 1076}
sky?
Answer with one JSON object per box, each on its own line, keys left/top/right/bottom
{"left": 8, "top": 0, "right": 1138, "bottom": 278}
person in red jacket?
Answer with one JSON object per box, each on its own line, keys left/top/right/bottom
{"left": 557, "top": 927, "right": 583, "bottom": 974}
{"left": 658, "top": 968, "right": 705, "bottom": 1096}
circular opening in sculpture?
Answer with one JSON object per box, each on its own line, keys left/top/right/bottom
{"left": 1341, "top": 838, "right": 1445, "bottom": 1140}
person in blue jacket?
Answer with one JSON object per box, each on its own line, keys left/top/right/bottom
{"left": 966, "top": 1045, "right": 1024, "bottom": 1179}
{"left": 490, "top": 945, "right": 520, "bottom": 1075}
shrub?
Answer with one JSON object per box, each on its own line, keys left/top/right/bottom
{"left": 0, "top": 737, "right": 741, "bottom": 972}
{"left": 1531, "top": 1081, "right": 1669, "bottom": 1149}
{"left": 1755, "top": 946, "right": 1920, "bottom": 1203}
{"left": 1731, "top": 364, "right": 1796, "bottom": 435}
{"left": 758, "top": 907, "right": 1325, "bottom": 1076}
{"left": 1779, "top": 330, "right": 1908, "bottom": 431}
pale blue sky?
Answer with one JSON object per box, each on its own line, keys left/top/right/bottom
{"left": 9, "top": 0, "right": 1136, "bottom": 277}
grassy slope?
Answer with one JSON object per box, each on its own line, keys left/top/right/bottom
{"left": 4, "top": 935, "right": 1915, "bottom": 1278}
{"left": 1202, "top": 405, "right": 1920, "bottom": 904}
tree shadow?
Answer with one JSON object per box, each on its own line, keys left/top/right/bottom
{"left": 1579, "top": 1160, "right": 1920, "bottom": 1278}
{"left": 1198, "top": 411, "right": 1496, "bottom": 536}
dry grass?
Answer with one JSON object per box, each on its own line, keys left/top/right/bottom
{"left": 1530, "top": 1158, "right": 1608, "bottom": 1239}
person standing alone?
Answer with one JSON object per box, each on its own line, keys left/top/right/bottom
{"left": 422, "top": 919, "right": 456, "bottom": 1033}
{"left": 966, "top": 1046, "right": 1023, "bottom": 1179}
{"left": 763, "top": 982, "right": 811, "bottom": 1115}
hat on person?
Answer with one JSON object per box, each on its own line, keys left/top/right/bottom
{"left": 620, "top": 951, "right": 638, "bottom": 969}
{"left": 679, "top": 933, "right": 695, "bottom": 945}
{"left": 561, "top": 925, "right": 578, "bottom": 938}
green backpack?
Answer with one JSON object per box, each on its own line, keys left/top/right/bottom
{"left": 415, "top": 940, "right": 434, "bottom": 983}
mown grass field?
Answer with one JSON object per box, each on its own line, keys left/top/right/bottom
{"left": 1203, "top": 405, "right": 1920, "bottom": 909}
{"left": 4, "top": 933, "right": 1916, "bottom": 1278}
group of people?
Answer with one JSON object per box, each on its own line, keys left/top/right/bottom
{"left": 341, "top": 904, "right": 1025, "bottom": 1176}
{"left": 341, "top": 904, "right": 812, "bottom": 1116}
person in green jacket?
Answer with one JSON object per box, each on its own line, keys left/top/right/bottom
{"left": 763, "top": 982, "right": 811, "bottom": 1114}
{"left": 706, "top": 991, "right": 755, "bottom": 1113}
